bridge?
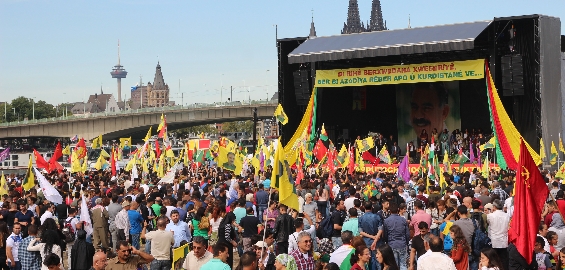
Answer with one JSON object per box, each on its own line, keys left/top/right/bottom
{"left": 0, "top": 101, "right": 277, "bottom": 140}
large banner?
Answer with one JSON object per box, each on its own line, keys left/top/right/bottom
{"left": 315, "top": 59, "right": 484, "bottom": 87}
{"left": 363, "top": 163, "right": 500, "bottom": 174}
{"left": 396, "top": 81, "right": 461, "bottom": 149}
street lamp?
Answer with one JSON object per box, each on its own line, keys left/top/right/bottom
{"left": 12, "top": 108, "right": 16, "bottom": 122}
{"left": 32, "top": 97, "right": 36, "bottom": 120}
{"left": 62, "top": 93, "right": 67, "bottom": 118}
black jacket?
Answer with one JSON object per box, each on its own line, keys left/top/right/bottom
{"left": 508, "top": 243, "right": 537, "bottom": 270}
{"left": 274, "top": 213, "right": 294, "bottom": 243}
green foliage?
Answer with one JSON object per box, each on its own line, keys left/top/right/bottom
{"left": 221, "top": 120, "right": 254, "bottom": 134}
{"left": 0, "top": 96, "right": 61, "bottom": 123}
{"left": 173, "top": 124, "right": 218, "bottom": 137}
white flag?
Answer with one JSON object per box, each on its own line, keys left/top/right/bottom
{"left": 80, "top": 194, "right": 93, "bottom": 236}
{"left": 33, "top": 168, "right": 63, "bottom": 204}
{"left": 132, "top": 164, "right": 139, "bottom": 179}
{"left": 158, "top": 162, "right": 180, "bottom": 184}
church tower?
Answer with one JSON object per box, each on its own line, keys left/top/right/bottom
{"left": 147, "top": 62, "right": 170, "bottom": 107}
{"left": 341, "top": 0, "right": 365, "bottom": 34}
{"left": 369, "top": 0, "right": 387, "bottom": 31}
{"left": 309, "top": 10, "right": 317, "bottom": 38}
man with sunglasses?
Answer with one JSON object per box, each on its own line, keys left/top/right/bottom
{"left": 183, "top": 236, "right": 213, "bottom": 270}
{"left": 106, "top": 240, "right": 154, "bottom": 270}
{"left": 289, "top": 231, "right": 314, "bottom": 270}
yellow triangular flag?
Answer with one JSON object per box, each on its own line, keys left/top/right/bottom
{"left": 356, "top": 136, "right": 375, "bottom": 152}
{"left": 144, "top": 126, "right": 152, "bottom": 142}
{"left": 560, "top": 137, "right": 565, "bottom": 154}
{"left": 0, "top": 172, "right": 7, "bottom": 196}
{"left": 62, "top": 145, "right": 70, "bottom": 156}
{"left": 23, "top": 155, "right": 35, "bottom": 191}
{"left": 550, "top": 141, "right": 558, "bottom": 165}
{"left": 274, "top": 104, "right": 288, "bottom": 125}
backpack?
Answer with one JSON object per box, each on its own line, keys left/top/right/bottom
{"left": 319, "top": 215, "right": 334, "bottom": 239}
{"left": 62, "top": 217, "right": 76, "bottom": 243}
{"left": 471, "top": 218, "right": 491, "bottom": 257}
{"left": 470, "top": 212, "right": 486, "bottom": 232}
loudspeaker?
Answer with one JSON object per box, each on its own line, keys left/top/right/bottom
{"left": 501, "top": 54, "right": 524, "bottom": 96}
{"left": 293, "top": 69, "right": 310, "bottom": 106}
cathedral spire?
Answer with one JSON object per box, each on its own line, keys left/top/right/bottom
{"left": 369, "top": 0, "right": 386, "bottom": 31}
{"left": 341, "top": 0, "right": 365, "bottom": 34}
{"left": 309, "top": 9, "right": 317, "bottom": 38}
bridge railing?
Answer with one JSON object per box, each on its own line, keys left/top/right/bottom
{"left": 0, "top": 99, "right": 278, "bottom": 127}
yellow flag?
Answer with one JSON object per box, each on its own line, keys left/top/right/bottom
{"left": 557, "top": 161, "right": 565, "bottom": 179}
{"left": 144, "top": 126, "right": 152, "bottom": 142}
{"left": 219, "top": 146, "right": 239, "bottom": 172}
{"left": 540, "top": 138, "right": 546, "bottom": 160}
{"left": 62, "top": 145, "right": 71, "bottom": 156}
{"left": 92, "top": 135, "right": 102, "bottom": 149}
{"left": 23, "top": 155, "right": 35, "bottom": 191}
{"left": 356, "top": 136, "right": 375, "bottom": 152}
{"left": 142, "top": 158, "right": 149, "bottom": 173}
{"left": 272, "top": 139, "right": 299, "bottom": 211}
{"left": 481, "top": 156, "right": 489, "bottom": 178}
{"left": 100, "top": 149, "right": 111, "bottom": 158}
{"left": 550, "top": 141, "right": 558, "bottom": 165}
{"left": 274, "top": 104, "right": 288, "bottom": 125}
{"left": 560, "top": 137, "right": 565, "bottom": 154}
{"left": 119, "top": 137, "right": 132, "bottom": 149}
{"left": 71, "top": 150, "right": 82, "bottom": 173}
{"left": 82, "top": 158, "right": 88, "bottom": 173}
{"left": 125, "top": 156, "right": 136, "bottom": 171}
{"left": 355, "top": 147, "right": 364, "bottom": 171}
{"left": 337, "top": 145, "right": 349, "bottom": 168}
{"left": 0, "top": 172, "right": 7, "bottom": 196}
{"left": 479, "top": 136, "right": 496, "bottom": 151}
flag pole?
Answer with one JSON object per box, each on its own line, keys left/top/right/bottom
{"left": 549, "top": 192, "right": 565, "bottom": 224}
{"left": 261, "top": 187, "right": 274, "bottom": 246}
{"left": 559, "top": 133, "right": 561, "bottom": 170}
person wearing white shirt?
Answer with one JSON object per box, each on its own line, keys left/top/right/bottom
{"left": 417, "top": 235, "right": 456, "bottom": 270}
{"left": 487, "top": 199, "right": 510, "bottom": 268}
{"left": 40, "top": 203, "right": 56, "bottom": 225}
{"left": 288, "top": 215, "right": 315, "bottom": 253}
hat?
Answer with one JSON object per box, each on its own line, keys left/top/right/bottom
{"left": 254, "top": 241, "right": 268, "bottom": 248}
{"left": 320, "top": 253, "right": 330, "bottom": 263}
{"left": 122, "top": 201, "right": 130, "bottom": 207}
{"left": 484, "top": 203, "right": 493, "bottom": 210}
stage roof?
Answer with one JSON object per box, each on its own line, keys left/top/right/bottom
{"left": 288, "top": 21, "right": 492, "bottom": 64}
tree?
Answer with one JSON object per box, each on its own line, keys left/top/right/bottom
{"left": 173, "top": 124, "right": 218, "bottom": 137}
{"left": 221, "top": 120, "right": 254, "bottom": 134}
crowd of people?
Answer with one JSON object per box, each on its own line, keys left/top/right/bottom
{"left": 0, "top": 154, "right": 564, "bottom": 270}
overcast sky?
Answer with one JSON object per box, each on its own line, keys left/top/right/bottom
{"left": 1, "top": 0, "right": 563, "bottom": 105}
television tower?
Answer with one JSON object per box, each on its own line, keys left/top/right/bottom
{"left": 110, "top": 40, "right": 127, "bottom": 102}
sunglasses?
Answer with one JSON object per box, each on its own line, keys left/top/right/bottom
{"left": 302, "top": 240, "right": 312, "bottom": 243}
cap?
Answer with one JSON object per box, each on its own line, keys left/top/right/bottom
{"left": 254, "top": 241, "right": 268, "bottom": 248}
{"left": 484, "top": 203, "right": 493, "bottom": 210}
{"left": 122, "top": 201, "right": 130, "bottom": 207}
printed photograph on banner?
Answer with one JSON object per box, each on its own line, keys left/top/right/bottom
{"left": 396, "top": 81, "right": 461, "bottom": 151}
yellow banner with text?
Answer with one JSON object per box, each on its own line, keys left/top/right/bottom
{"left": 314, "top": 59, "right": 484, "bottom": 87}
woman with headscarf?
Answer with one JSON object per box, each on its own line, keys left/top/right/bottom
{"left": 274, "top": 254, "right": 298, "bottom": 270}
{"left": 70, "top": 230, "right": 95, "bottom": 270}
{"left": 27, "top": 229, "right": 63, "bottom": 270}
{"left": 218, "top": 211, "right": 237, "bottom": 268}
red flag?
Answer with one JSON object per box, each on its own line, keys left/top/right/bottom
{"left": 158, "top": 115, "right": 167, "bottom": 138}
{"left": 49, "top": 142, "right": 63, "bottom": 171}
{"left": 155, "top": 140, "right": 161, "bottom": 159}
{"left": 33, "top": 149, "right": 49, "bottom": 170}
{"left": 313, "top": 139, "right": 328, "bottom": 161}
{"left": 508, "top": 139, "right": 549, "bottom": 264}
{"left": 348, "top": 146, "right": 355, "bottom": 176}
{"left": 362, "top": 151, "right": 381, "bottom": 166}
{"left": 76, "top": 138, "right": 87, "bottom": 159}
{"left": 111, "top": 147, "right": 116, "bottom": 176}
{"left": 198, "top": 139, "right": 211, "bottom": 150}
{"left": 51, "top": 160, "right": 64, "bottom": 173}
{"left": 328, "top": 174, "right": 334, "bottom": 199}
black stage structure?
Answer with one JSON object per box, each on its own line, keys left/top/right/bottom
{"left": 278, "top": 15, "right": 564, "bottom": 161}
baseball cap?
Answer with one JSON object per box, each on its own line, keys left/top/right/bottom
{"left": 254, "top": 241, "right": 268, "bottom": 248}
{"left": 122, "top": 201, "right": 130, "bottom": 207}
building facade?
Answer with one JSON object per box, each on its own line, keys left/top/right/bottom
{"left": 147, "top": 63, "right": 170, "bottom": 107}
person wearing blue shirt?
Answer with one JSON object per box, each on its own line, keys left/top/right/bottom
{"left": 166, "top": 210, "right": 192, "bottom": 248}
{"left": 358, "top": 202, "right": 383, "bottom": 270}
{"left": 383, "top": 202, "right": 410, "bottom": 270}
{"left": 201, "top": 242, "right": 231, "bottom": 270}
{"left": 128, "top": 201, "right": 145, "bottom": 250}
